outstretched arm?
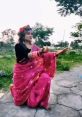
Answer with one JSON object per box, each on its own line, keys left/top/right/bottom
{"left": 56, "top": 48, "right": 68, "bottom": 56}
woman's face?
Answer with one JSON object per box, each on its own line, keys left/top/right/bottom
{"left": 25, "top": 31, "right": 33, "bottom": 43}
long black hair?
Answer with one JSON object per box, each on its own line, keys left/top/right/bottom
{"left": 18, "top": 32, "right": 25, "bottom": 43}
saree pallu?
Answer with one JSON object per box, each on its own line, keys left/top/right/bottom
{"left": 10, "top": 46, "right": 56, "bottom": 109}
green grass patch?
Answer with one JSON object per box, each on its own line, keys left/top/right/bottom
{"left": 57, "top": 51, "right": 82, "bottom": 71}
{"left": 0, "top": 51, "right": 15, "bottom": 91}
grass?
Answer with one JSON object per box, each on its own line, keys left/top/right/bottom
{"left": 57, "top": 51, "right": 82, "bottom": 71}
{"left": 0, "top": 48, "right": 82, "bottom": 91}
{"left": 0, "top": 50, "right": 16, "bottom": 91}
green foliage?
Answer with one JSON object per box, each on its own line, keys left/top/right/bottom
{"left": 35, "top": 39, "right": 51, "bottom": 47}
{"left": 0, "top": 48, "right": 15, "bottom": 91}
{"left": 57, "top": 41, "right": 69, "bottom": 48}
{"left": 70, "top": 40, "right": 81, "bottom": 49}
{"left": 33, "top": 23, "right": 54, "bottom": 39}
{"left": 69, "top": 51, "right": 76, "bottom": 55}
{"left": 33, "top": 23, "right": 53, "bottom": 47}
{"left": 57, "top": 51, "right": 82, "bottom": 71}
{"left": 70, "top": 22, "right": 82, "bottom": 49}
{"left": 71, "top": 22, "right": 82, "bottom": 40}
{"left": 35, "top": 39, "right": 45, "bottom": 47}
{"left": 71, "top": 32, "right": 79, "bottom": 37}
{"left": 55, "top": 0, "right": 82, "bottom": 16}
{"left": 77, "top": 23, "right": 82, "bottom": 30}
{"left": 57, "top": 61, "right": 70, "bottom": 71}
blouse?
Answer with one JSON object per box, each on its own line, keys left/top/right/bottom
{"left": 15, "top": 43, "right": 31, "bottom": 64}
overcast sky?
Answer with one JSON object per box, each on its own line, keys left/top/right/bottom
{"left": 0, "top": 0, "right": 81, "bottom": 43}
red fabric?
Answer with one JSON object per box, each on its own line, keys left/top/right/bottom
{"left": 19, "top": 25, "right": 30, "bottom": 33}
{"left": 10, "top": 45, "right": 56, "bottom": 109}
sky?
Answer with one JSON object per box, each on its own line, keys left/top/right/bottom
{"left": 0, "top": 0, "right": 81, "bottom": 44}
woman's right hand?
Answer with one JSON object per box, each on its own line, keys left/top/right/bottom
{"left": 56, "top": 48, "right": 69, "bottom": 56}
{"left": 62, "top": 48, "right": 69, "bottom": 53}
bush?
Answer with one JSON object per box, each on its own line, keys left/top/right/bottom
{"left": 61, "top": 64, "right": 70, "bottom": 71}
{"left": 69, "top": 51, "right": 76, "bottom": 55}
{"left": 57, "top": 60, "right": 70, "bottom": 71}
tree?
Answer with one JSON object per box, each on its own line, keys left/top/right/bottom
{"left": 56, "top": 41, "right": 69, "bottom": 47}
{"left": 1, "top": 29, "right": 16, "bottom": 45}
{"left": 70, "top": 40, "right": 80, "bottom": 49}
{"left": 54, "top": 0, "right": 82, "bottom": 16}
{"left": 32, "top": 23, "right": 54, "bottom": 47}
{"left": 35, "top": 38, "right": 51, "bottom": 47}
{"left": 70, "top": 22, "right": 82, "bottom": 49}
{"left": 71, "top": 32, "right": 79, "bottom": 38}
{"left": 71, "top": 21, "right": 82, "bottom": 40}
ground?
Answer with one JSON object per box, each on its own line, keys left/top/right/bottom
{"left": 0, "top": 65, "right": 82, "bottom": 117}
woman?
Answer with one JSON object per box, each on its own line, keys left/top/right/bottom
{"left": 10, "top": 25, "right": 68, "bottom": 110}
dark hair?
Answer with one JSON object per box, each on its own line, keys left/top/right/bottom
{"left": 18, "top": 32, "right": 25, "bottom": 43}
{"left": 18, "top": 25, "right": 32, "bottom": 43}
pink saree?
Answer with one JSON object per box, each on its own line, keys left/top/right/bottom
{"left": 10, "top": 44, "right": 56, "bottom": 109}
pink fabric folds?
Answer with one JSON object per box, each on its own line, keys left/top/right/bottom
{"left": 10, "top": 45, "right": 56, "bottom": 109}
{"left": 42, "top": 52, "right": 56, "bottom": 77}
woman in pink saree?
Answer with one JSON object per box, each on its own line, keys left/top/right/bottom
{"left": 10, "top": 25, "right": 68, "bottom": 110}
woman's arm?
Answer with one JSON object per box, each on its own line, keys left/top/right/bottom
{"left": 56, "top": 48, "right": 68, "bottom": 56}
{"left": 28, "top": 47, "right": 49, "bottom": 59}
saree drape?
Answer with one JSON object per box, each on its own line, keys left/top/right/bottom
{"left": 10, "top": 44, "right": 56, "bottom": 109}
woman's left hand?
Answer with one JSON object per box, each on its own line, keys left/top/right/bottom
{"left": 56, "top": 47, "right": 69, "bottom": 56}
{"left": 62, "top": 48, "right": 69, "bottom": 53}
